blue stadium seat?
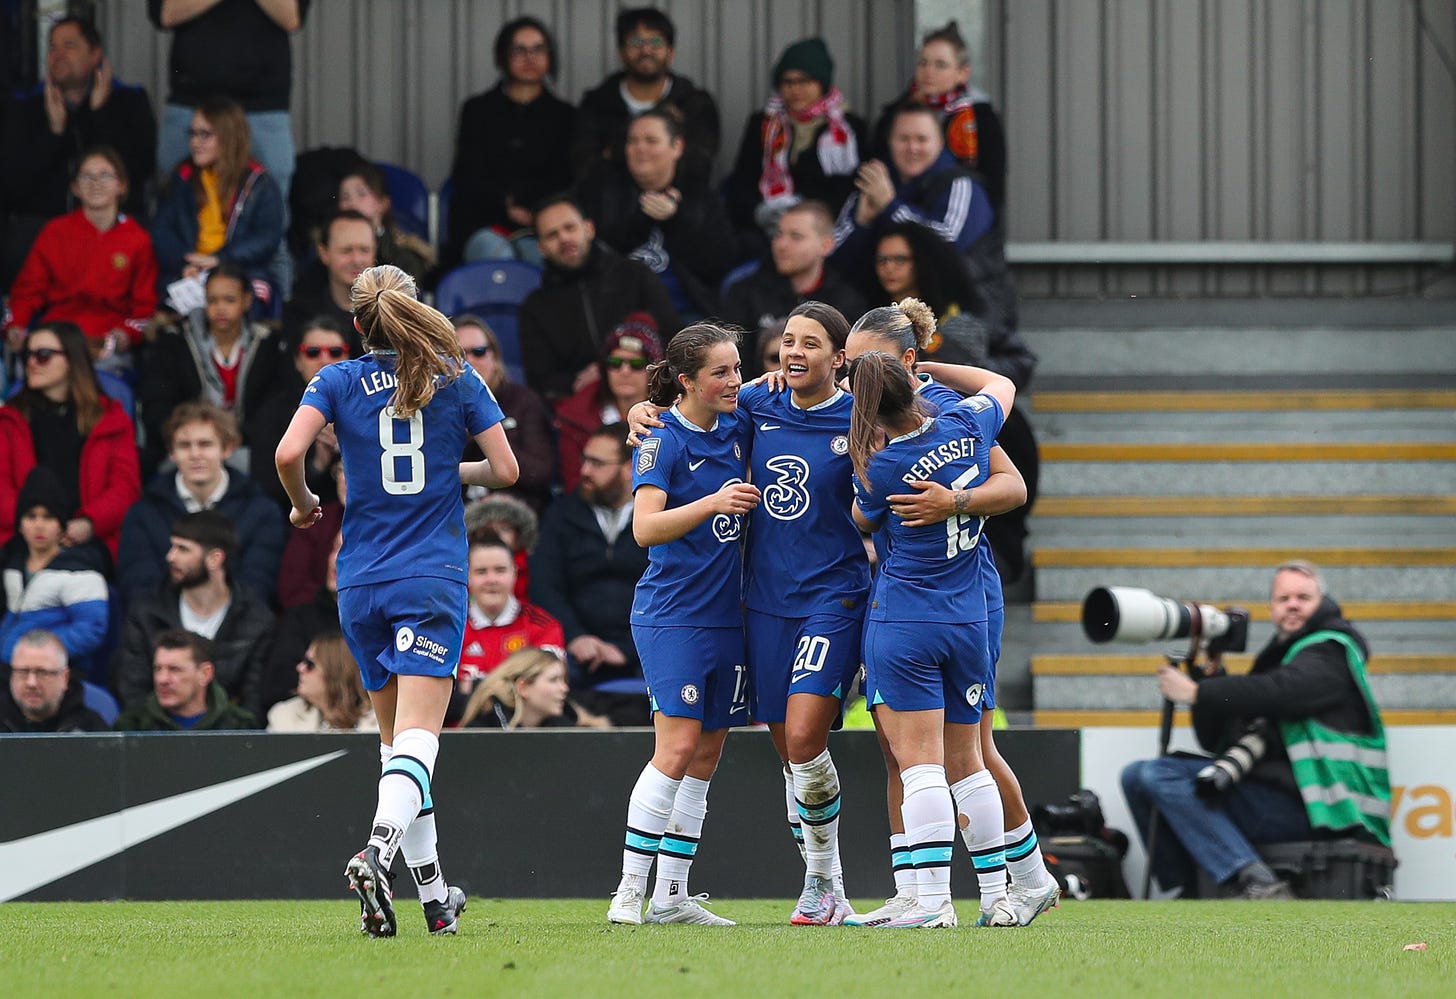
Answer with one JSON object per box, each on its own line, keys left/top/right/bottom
{"left": 82, "top": 681, "right": 120, "bottom": 726}
{"left": 434, "top": 261, "right": 543, "bottom": 384}
{"left": 377, "top": 162, "right": 429, "bottom": 240}
{"left": 719, "top": 259, "right": 759, "bottom": 296}
{"left": 436, "top": 176, "right": 453, "bottom": 248}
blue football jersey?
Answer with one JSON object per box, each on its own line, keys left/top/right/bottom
{"left": 630, "top": 406, "right": 751, "bottom": 627}
{"left": 855, "top": 394, "right": 1006, "bottom": 623}
{"left": 737, "top": 382, "right": 870, "bottom": 618}
{"left": 916, "top": 375, "right": 1005, "bottom": 613}
{"left": 300, "top": 354, "right": 504, "bottom": 588}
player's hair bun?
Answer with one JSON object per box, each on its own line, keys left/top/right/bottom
{"left": 896, "top": 297, "right": 937, "bottom": 349}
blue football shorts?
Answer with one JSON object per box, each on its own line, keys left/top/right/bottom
{"left": 337, "top": 579, "right": 467, "bottom": 691}
{"left": 862, "top": 617, "right": 995, "bottom": 723}
{"left": 632, "top": 624, "right": 748, "bottom": 730}
{"left": 745, "top": 609, "right": 863, "bottom": 724}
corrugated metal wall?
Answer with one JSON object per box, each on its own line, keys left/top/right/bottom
{"left": 95, "top": 0, "right": 915, "bottom": 186}
{"left": 994, "top": 0, "right": 1456, "bottom": 295}
{"left": 92, "top": 0, "right": 1455, "bottom": 297}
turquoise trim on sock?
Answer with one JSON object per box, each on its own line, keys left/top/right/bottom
{"left": 624, "top": 830, "right": 661, "bottom": 853}
{"left": 1005, "top": 834, "right": 1038, "bottom": 860}
{"left": 383, "top": 756, "right": 433, "bottom": 810}
{"left": 911, "top": 845, "right": 954, "bottom": 865}
{"left": 659, "top": 835, "right": 699, "bottom": 857}
{"left": 972, "top": 850, "right": 1008, "bottom": 870}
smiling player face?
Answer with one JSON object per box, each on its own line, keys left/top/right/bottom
{"left": 781, "top": 315, "right": 843, "bottom": 399}
{"left": 678, "top": 342, "right": 742, "bottom": 416}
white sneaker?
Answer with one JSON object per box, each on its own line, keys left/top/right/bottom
{"left": 829, "top": 876, "right": 854, "bottom": 925}
{"left": 607, "top": 882, "right": 646, "bottom": 925}
{"left": 644, "top": 893, "right": 736, "bottom": 926}
{"left": 1000, "top": 881, "right": 1061, "bottom": 926}
{"left": 975, "top": 895, "right": 1017, "bottom": 926}
{"left": 843, "top": 889, "right": 917, "bottom": 927}
{"left": 883, "top": 898, "right": 958, "bottom": 928}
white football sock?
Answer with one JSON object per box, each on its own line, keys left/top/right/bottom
{"left": 951, "top": 769, "right": 1008, "bottom": 905}
{"left": 652, "top": 775, "right": 710, "bottom": 907}
{"left": 621, "top": 763, "right": 680, "bottom": 885}
{"left": 900, "top": 764, "right": 954, "bottom": 909}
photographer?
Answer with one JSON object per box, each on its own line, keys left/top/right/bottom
{"left": 1120, "top": 561, "right": 1390, "bottom": 899}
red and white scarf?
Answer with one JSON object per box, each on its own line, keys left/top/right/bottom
{"left": 758, "top": 86, "right": 859, "bottom": 207}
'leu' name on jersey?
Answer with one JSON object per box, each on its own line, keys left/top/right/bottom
{"left": 901, "top": 436, "right": 976, "bottom": 484}
{"left": 360, "top": 370, "right": 398, "bottom": 396}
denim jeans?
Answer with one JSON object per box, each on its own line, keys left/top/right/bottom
{"left": 1121, "top": 754, "right": 1314, "bottom": 894}
{"left": 159, "top": 104, "right": 296, "bottom": 200}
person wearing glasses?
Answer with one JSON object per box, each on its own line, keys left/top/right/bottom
{"left": 571, "top": 7, "right": 720, "bottom": 186}
{"left": 137, "top": 262, "right": 284, "bottom": 477}
{"left": 0, "top": 629, "right": 108, "bottom": 733}
{"left": 452, "top": 314, "right": 555, "bottom": 512}
{"left": 0, "top": 322, "right": 140, "bottom": 561}
{"left": 552, "top": 313, "right": 662, "bottom": 493}
{"left": 248, "top": 317, "right": 353, "bottom": 515}
{"left": 443, "top": 16, "right": 575, "bottom": 269}
{"left": 5, "top": 146, "right": 157, "bottom": 368}
{"left": 266, "top": 631, "right": 377, "bottom": 733}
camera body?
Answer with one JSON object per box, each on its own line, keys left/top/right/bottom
{"left": 1081, "top": 586, "right": 1250, "bottom": 655}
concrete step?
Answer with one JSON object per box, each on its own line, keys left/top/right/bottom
{"left": 1033, "top": 708, "right": 1456, "bottom": 726}
{"left": 1025, "top": 618, "right": 1456, "bottom": 656}
{"left": 1029, "top": 513, "right": 1454, "bottom": 547}
{"left": 1030, "top": 654, "right": 1456, "bottom": 712}
{"left": 1022, "top": 327, "right": 1456, "bottom": 379}
{"left": 1034, "top": 495, "right": 1456, "bottom": 516}
{"left": 1041, "top": 442, "right": 1456, "bottom": 461}
{"left": 1031, "top": 409, "right": 1455, "bottom": 444}
{"left": 1031, "top": 388, "right": 1456, "bottom": 413}
{"left": 1034, "top": 562, "right": 1456, "bottom": 602}
{"left": 1040, "top": 459, "right": 1452, "bottom": 496}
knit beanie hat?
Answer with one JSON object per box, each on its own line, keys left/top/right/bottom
{"left": 14, "top": 466, "right": 73, "bottom": 532}
{"left": 601, "top": 312, "right": 665, "bottom": 363}
{"left": 774, "top": 37, "right": 834, "bottom": 90}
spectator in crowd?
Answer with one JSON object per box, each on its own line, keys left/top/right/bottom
{"left": 571, "top": 7, "right": 720, "bottom": 186}
{"left": 266, "top": 630, "right": 376, "bottom": 733}
{"left": 0, "top": 16, "right": 155, "bottom": 284}
{"left": 830, "top": 102, "right": 994, "bottom": 288}
{"left": 1122, "top": 561, "right": 1390, "bottom": 900}
{"left": 5, "top": 146, "right": 157, "bottom": 364}
{"left": 725, "top": 37, "right": 866, "bottom": 256}
{"left": 458, "top": 647, "right": 609, "bottom": 729}
{"left": 553, "top": 314, "right": 661, "bottom": 494}
{"left": 518, "top": 195, "right": 680, "bottom": 401}
{"left": 249, "top": 317, "right": 350, "bottom": 513}
{"left": 444, "top": 15, "right": 575, "bottom": 268}
{"left": 0, "top": 322, "right": 141, "bottom": 561}
{"left": 138, "top": 265, "right": 283, "bottom": 475}
{"left": 276, "top": 456, "right": 344, "bottom": 610}
{"left": 114, "top": 511, "right": 274, "bottom": 717}
{"left": 870, "top": 21, "right": 1006, "bottom": 216}
{"left": 0, "top": 468, "right": 110, "bottom": 678}
{"left": 151, "top": 96, "right": 287, "bottom": 304}
{"left": 335, "top": 162, "right": 434, "bottom": 280}
{"left": 266, "top": 525, "right": 341, "bottom": 702}
{"left": 114, "top": 627, "right": 260, "bottom": 731}
{"left": 452, "top": 314, "right": 555, "bottom": 512}
{"left": 447, "top": 534, "right": 563, "bottom": 724}
{"left": 720, "top": 201, "right": 866, "bottom": 341}
{"left": 117, "top": 404, "right": 285, "bottom": 604}
{"left": 281, "top": 210, "right": 374, "bottom": 356}
{"left": 1, "top": 629, "right": 107, "bottom": 733}
{"left": 464, "top": 494, "right": 538, "bottom": 604}
{"left": 576, "top": 107, "right": 734, "bottom": 323}
{"left": 149, "top": 0, "right": 309, "bottom": 201}
{"left": 529, "top": 423, "right": 651, "bottom": 726}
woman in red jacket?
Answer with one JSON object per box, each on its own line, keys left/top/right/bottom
{"left": 5, "top": 147, "right": 158, "bottom": 366}
{"left": 0, "top": 322, "right": 141, "bottom": 560}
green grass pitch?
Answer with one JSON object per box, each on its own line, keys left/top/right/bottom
{"left": 3, "top": 898, "right": 1452, "bottom": 998}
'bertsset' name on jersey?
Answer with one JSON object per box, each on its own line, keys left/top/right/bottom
{"left": 902, "top": 437, "right": 977, "bottom": 484}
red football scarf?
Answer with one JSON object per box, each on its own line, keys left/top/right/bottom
{"left": 758, "top": 86, "right": 859, "bottom": 206}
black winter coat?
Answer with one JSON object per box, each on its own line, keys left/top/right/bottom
{"left": 571, "top": 72, "right": 720, "bottom": 186}
{"left": 112, "top": 582, "right": 276, "bottom": 718}
{"left": 0, "top": 674, "right": 108, "bottom": 732}
{"left": 519, "top": 243, "right": 681, "bottom": 401}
